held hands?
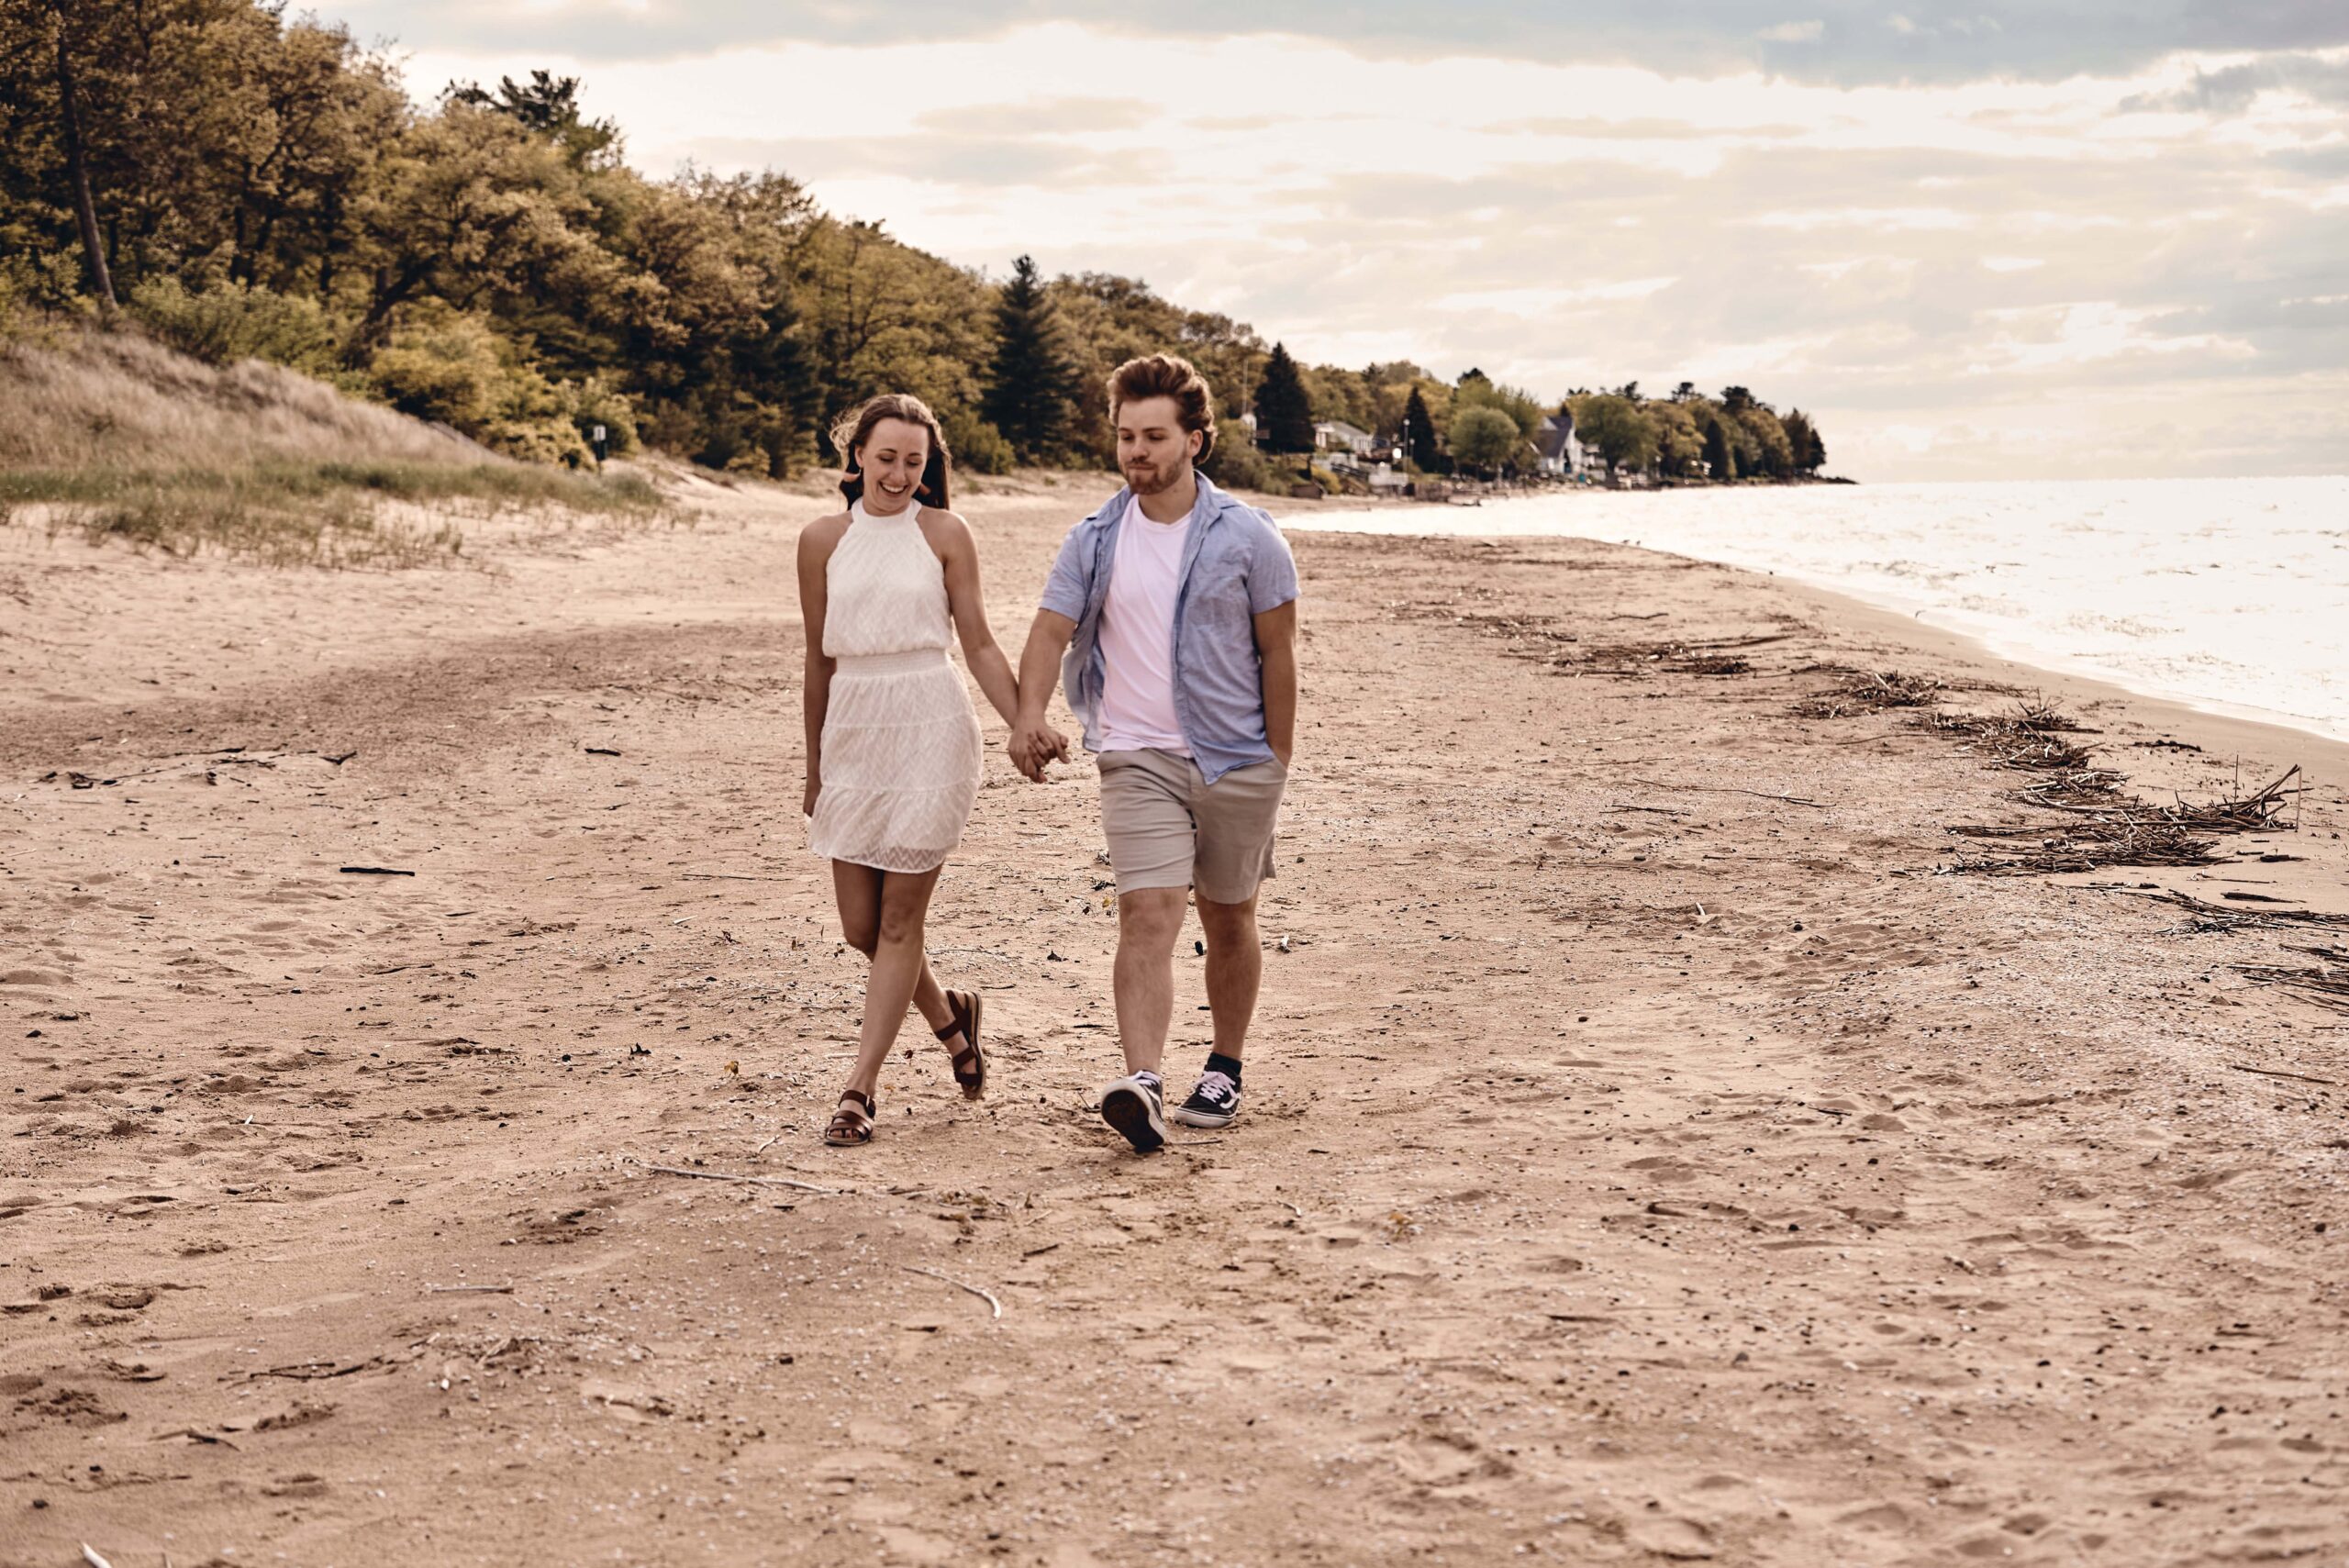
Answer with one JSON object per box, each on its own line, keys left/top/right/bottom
{"left": 1009, "top": 717, "right": 1071, "bottom": 783}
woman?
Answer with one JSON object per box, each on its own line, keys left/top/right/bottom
{"left": 797, "top": 394, "right": 1022, "bottom": 1147}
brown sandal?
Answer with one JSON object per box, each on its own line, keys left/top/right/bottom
{"left": 936, "top": 989, "right": 985, "bottom": 1098}
{"left": 823, "top": 1088, "right": 875, "bottom": 1146}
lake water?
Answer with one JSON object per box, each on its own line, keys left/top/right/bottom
{"left": 1290, "top": 476, "right": 2349, "bottom": 744}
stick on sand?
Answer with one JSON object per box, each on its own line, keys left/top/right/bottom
{"left": 632, "top": 1158, "right": 839, "bottom": 1195}
{"left": 904, "top": 1264, "right": 1003, "bottom": 1319}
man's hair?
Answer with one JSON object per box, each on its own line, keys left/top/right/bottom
{"left": 1108, "top": 353, "right": 1218, "bottom": 462}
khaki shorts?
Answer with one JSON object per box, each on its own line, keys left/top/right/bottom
{"left": 1097, "top": 749, "right": 1286, "bottom": 904}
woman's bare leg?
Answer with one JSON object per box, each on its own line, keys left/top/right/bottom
{"left": 833, "top": 862, "right": 963, "bottom": 1062}
{"left": 841, "top": 866, "right": 945, "bottom": 1098}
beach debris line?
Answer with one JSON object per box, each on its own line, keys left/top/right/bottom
{"left": 2113, "top": 888, "right": 2349, "bottom": 934}
{"left": 2232, "top": 945, "right": 2349, "bottom": 1014}
{"left": 1790, "top": 666, "right": 1948, "bottom": 717}
{"left": 1947, "top": 763, "right": 2306, "bottom": 876}
{"left": 339, "top": 865, "right": 416, "bottom": 876}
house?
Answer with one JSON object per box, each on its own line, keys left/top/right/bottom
{"left": 1535, "top": 411, "right": 1591, "bottom": 478}
{"left": 1314, "top": 419, "right": 1376, "bottom": 461}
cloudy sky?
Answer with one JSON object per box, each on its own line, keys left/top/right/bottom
{"left": 331, "top": 3, "right": 2349, "bottom": 481}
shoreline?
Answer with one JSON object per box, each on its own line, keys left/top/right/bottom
{"left": 5, "top": 481, "right": 2347, "bottom": 1564}
{"left": 1286, "top": 478, "right": 2349, "bottom": 751}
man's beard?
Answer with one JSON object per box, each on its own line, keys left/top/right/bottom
{"left": 1127, "top": 460, "right": 1183, "bottom": 496}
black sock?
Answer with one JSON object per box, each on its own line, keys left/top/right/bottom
{"left": 1206, "top": 1051, "right": 1243, "bottom": 1084}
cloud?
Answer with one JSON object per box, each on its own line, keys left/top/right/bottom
{"left": 361, "top": 19, "right": 2349, "bottom": 477}
{"left": 339, "top": 0, "right": 2349, "bottom": 87}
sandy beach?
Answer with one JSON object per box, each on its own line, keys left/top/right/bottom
{"left": 4, "top": 475, "right": 2345, "bottom": 1567}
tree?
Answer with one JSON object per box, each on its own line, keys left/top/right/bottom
{"left": 1448, "top": 406, "right": 1519, "bottom": 476}
{"left": 449, "top": 70, "right": 619, "bottom": 169}
{"left": 1702, "top": 416, "right": 1736, "bottom": 482}
{"left": 1672, "top": 381, "right": 1697, "bottom": 403}
{"left": 981, "top": 254, "right": 1081, "bottom": 463}
{"left": 1403, "top": 385, "right": 1441, "bottom": 472}
{"left": 1570, "top": 394, "right": 1657, "bottom": 484}
{"left": 1720, "top": 384, "right": 1755, "bottom": 414}
{"left": 1783, "top": 408, "right": 1826, "bottom": 474}
{"left": 41, "top": 1, "right": 116, "bottom": 311}
{"left": 1646, "top": 400, "right": 1702, "bottom": 480}
{"left": 1252, "top": 341, "right": 1314, "bottom": 462}
{"left": 1737, "top": 405, "right": 1794, "bottom": 479}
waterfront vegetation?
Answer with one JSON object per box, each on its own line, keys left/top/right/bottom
{"left": 3, "top": 0, "right": 1824, "bottom": 487}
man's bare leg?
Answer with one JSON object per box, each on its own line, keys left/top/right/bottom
{"left": 1196, "top": 893, "right": 1262, "bottom": 1061}
{"left": 1111, "top": 886, "right": 1188, "bottom": 1077}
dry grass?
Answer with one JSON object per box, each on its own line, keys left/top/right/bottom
{"left": 0, "top": 326, "right": 664, "bottom": 568}
{"left": 0, "top": 328, "right": 475, "bottom": 472}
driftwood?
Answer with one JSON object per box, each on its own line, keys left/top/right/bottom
{"left": 631, "top": 1158, "right": 838, "bottom": 1195}
{"left": 904, "top": 1264, "right": 1002, "bottom": 1319}
{"left": 1791, "top": 667, "right": 1947, "bottom": 718}
{"left": 2234, "top": 944, "right": 2349, "bottom": 1013}
{"left": 2118, "top": 889, "right": 2349, "bottom": 934}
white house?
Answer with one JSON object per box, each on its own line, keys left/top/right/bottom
{"left": 1535, "top": 412, "right": 1591, "bottom": 478}
{"left": 1314, "top": 419, "right": 1376, "bottom": 458}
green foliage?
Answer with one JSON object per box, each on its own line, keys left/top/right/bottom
{"left": 1645, "top": 400, "right": 1703, "bottom": 480}
{"left": 1404, "top": 387, "right": 1443, "bottom": 473}
{"left": 1702, "top": 416, "right": 1737, "bottom": 482}
{"left": 1202, "top": 418, "right": 1274, "bottom": 491}
{"left": 1252, "top": 343, "right": 1315, "bottom": 455}
{"left": 1737, "top": 406, "right": 1795, "bottom": 480}
{"left": 982, "top": 255, "right": 1082, "bottom": 462}
{"left": 1455, "top": 373, "right": 1546, "bottom": 443}
{"left": 127, "top": 276, "right": 340, "bottom": 372}
{"left": 941, "top": 406, "right": 1015, "bottom": 477}
{"left": 1448, "top": 406, "right": 1520, "bottom": 473}
{"left": 1569, "top": 395, "right": 1658, "bottom": 481}
{"left": 0, "top": 0, "right": 1829, "bottom": 482}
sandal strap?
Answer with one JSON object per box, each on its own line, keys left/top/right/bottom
{"left": 837, "top": 1088, "right": 874, "bottom": 1114}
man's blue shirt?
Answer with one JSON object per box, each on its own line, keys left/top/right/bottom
{"left": 1039, "top": 473, "right": 1299, "bottom": 784}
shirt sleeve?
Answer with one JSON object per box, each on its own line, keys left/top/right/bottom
{"left": 1039, "top": 523, "right": 1092, "bottom": 620}
{"left": 1247, "top": 513, "right": 1300, "bottom": 614}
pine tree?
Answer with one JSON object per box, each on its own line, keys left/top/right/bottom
{"left": 1253, "top": 341, "right": 1314, "bottom": 461}
{"left": 981, "top": 255, "right": 1080, "bottom": 463}
{"left": 1703, "top": 417, "right": 1736, "bottom": 483}
{"left": 1404, "top": 386, "right": 1440, "bottom": 472}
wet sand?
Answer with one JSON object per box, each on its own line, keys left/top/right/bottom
{"left": 4, "top": 473, "right": 2345, "bottom": 1567}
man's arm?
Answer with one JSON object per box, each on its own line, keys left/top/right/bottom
{"left": 1253, "top": 600, "right": 1297, "bottom": 766}
{"left": 1012, "top": 609, "right": 1077, "bottom": 780}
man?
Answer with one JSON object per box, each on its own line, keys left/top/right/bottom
{"left": 1012, "top": 353, "right": 1299, "bottom": 1153}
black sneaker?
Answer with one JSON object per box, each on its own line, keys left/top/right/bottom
{"left": 1100, "top": 1073, "right": 1166, "bottom": 1153}
{"left": 1169, "top": 1069, "right": 1241, "bottom": 1129}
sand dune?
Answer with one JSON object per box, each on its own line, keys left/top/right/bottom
{"left": 3, "top": 480, "right": 2345, "bottom": 1566}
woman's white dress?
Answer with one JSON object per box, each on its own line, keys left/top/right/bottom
{"left": 807, "top": 500, "right": 983, "bottom": 873}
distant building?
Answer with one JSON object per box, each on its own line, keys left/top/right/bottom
{"left": 1314, "top": 420, "right": 1376, "bottom": 464}
{"left": 1536, "top": 411, "right": 1591, "bottom": 479}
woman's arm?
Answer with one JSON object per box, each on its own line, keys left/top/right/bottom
{"left": 930, "top": 511, "right": 1022, "bottom": 728}
{"left": 796, "top": 517, "right": 843, "bottom": 817}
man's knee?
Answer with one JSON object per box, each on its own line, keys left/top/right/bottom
{"left": 1117, "top": 887, "right": 1188, "bottom": 951}
{"left": 1196, "top": 895, "right": 1259, "bottom": 948}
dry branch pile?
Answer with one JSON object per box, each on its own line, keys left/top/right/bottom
{"left": 1790, "top": 667, "right": 1948, "bottom": 718}
{"left": 2235, "top": 945, "right": 2349, "bottom": 1014}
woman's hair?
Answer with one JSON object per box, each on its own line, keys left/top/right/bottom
{"left": 1107, "top": 353, "right": 1218, "bottom": 462}
{"left": 830, "top": 393, "right": 953, "bottom": 510}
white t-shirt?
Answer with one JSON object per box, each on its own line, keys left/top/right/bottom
{"left": 1096, "top": 496, "right": 1191, "bottom": 754}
